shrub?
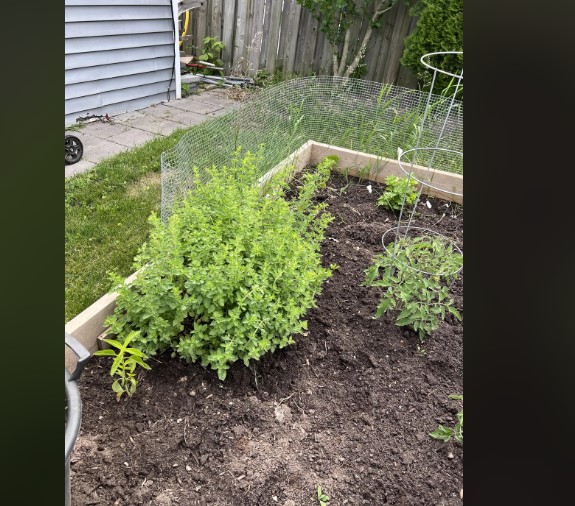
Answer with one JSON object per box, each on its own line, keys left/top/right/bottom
{"left": 400, "top": 0, "right": 463, "bottom": 97}
{"left": 105, "top": 151, "right": 336, "bottom": 380}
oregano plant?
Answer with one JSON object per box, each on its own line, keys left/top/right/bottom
{"left": 364, "top": 235, "right": 462, "bottom": 340}
{"left": 105, "top": 151, "right": 337, "bottom": 380}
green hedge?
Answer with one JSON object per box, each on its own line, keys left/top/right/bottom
{"left": 401, "top": 0, "right": 463, "bottom": 96}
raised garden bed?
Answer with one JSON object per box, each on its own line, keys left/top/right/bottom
{"left": 65, "top": 141, "right": 462, "bottom": 365}
{"left": 67, "top": 142, "right": 463, "bottom": 505}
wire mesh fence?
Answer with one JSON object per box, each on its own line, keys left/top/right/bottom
{"left": 388, "top": 52, "right": 464, "bottom": 279}
{"left": 160, "top": 76, "right": 463, "bottom": 221}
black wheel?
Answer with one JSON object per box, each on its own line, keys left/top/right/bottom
{"left": 65, "top": 135, "right": 84, "bottom": 165}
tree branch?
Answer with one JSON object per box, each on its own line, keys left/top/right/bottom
{"left": 343, "top": 0, "right": 397, "bottom": 78}
{"left": 375, "top": 0, "right": 396, "bottom": 18}
{"left": 338, "top": 29, "right": 352, "bottom": 76}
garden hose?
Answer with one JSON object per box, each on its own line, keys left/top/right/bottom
{"left": 65, "top": 333, "right": 90, "bottom": 506}
{"left": 179, "top": 10, "right": 190, "bottom": 48}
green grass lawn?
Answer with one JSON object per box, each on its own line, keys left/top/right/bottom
{"left": 65, "top": 129, "right": 188, "bottom": 322}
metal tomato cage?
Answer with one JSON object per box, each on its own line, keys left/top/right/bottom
{"left": 386, "top": 51, "right": 464, "bottom": 277}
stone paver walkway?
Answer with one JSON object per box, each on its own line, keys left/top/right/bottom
{"left": 65, "top": 89, "right": 237, "bottom": 177}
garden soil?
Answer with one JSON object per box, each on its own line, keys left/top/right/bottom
{"left": 71, "top": 172, "right": 463, "bottom": 506}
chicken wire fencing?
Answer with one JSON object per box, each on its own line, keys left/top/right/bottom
{"left": 385, "top": 52, "right": 464, "bottom": 278}
{"left": 160, "top": 75, "right": 463, "bottom": 221}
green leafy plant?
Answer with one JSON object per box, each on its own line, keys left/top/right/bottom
{"left": 377, "top": 175, "right": 419, "bottom": 211}
{"left": 198, "top": 36, "right": 225, "bottom": 73}
{"left": 105, "top": 151, "right": 336, "bottom": 380}
{"left": 181, "top": 83, "right": 192, "bottom": 97}
{"left": 430, "top": 394, "right": 463, "bottom": 443}
{"left": 94, "top": 331, "right": 151, "bottom": 399}
{"left": 364, "top": 235, "right": 462, "bottom": 340}
{"left": 317, "top": 485, "right": 330, "bottom": 506}
{"left": 254, "top": 69, "right": 291, "bottom": 88}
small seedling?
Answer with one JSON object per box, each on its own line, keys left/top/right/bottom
{"left": 181, "top": 83, "right": 191, "bottom": 96}
{"left": 430, "top": 394, "right": 463, "bottom": 443}
{"left": 356, "top": 165, "right": 371, "bottom": 182}
{"left": 377, "top": 175, "right": 418, "bottom": 211}
{"left": 317, "top": 485, "right": 330, "bottom": 506}
{"left": 94, "top": 331, "right": 151, "bottom": 400}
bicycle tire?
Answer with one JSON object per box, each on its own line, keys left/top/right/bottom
{"left": 65, "top": 135, "right": 84, "bottom": 165}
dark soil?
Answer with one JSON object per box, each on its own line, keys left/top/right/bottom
{"left": 71, "top": 172, "right": 463, "bottom": 506}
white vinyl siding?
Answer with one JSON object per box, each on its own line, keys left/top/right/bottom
{"left": 65, "top": 0, "right": 178, "bottom": 125}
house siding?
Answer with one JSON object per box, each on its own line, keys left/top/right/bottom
{"left": 65, "top": 0, "right": 178, "bottom": 125}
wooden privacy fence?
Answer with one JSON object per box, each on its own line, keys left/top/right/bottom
{"left": 183, "top": 0, "right": 418, "bottom": 87}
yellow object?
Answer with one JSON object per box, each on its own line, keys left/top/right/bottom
{"left": 179, "top": 10, "right": 190, "bottom": 47}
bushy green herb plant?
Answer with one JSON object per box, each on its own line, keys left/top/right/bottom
{"left": 105, "top": 151, "right": 336, "bottom": 380}
{"left": 430, "top": 394, "right": 463, "bottom": 443}
{"left": 377, "top": 175, "right": 419, "bottom": 211}
{"left": 364, "top": 235, "right": 462, "bottom": 340}
{"left": 93, "top": 331, "right": 151, "bottom": 400}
